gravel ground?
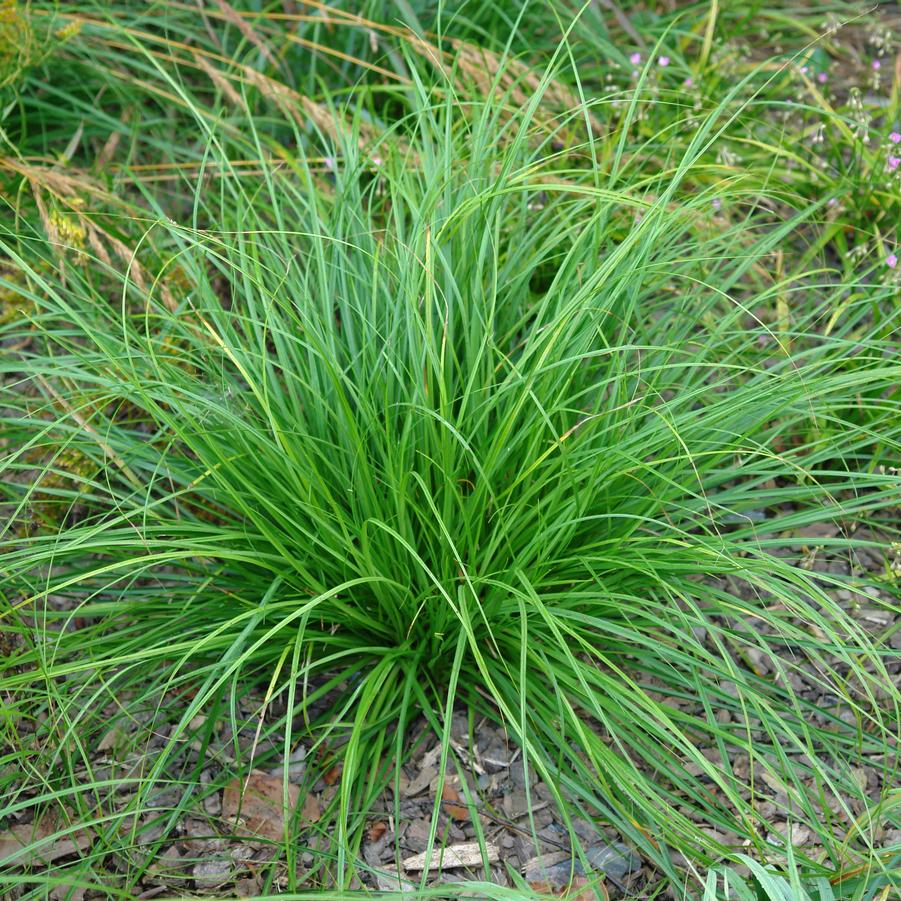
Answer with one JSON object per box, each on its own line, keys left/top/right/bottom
{"left": 1, "top": 522, "right": 898, "bottom": 899}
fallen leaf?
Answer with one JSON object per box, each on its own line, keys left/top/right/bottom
{"left": 761, "top": 770, "right": 792, "bottom": 798}
{"left": 406, "top": 765, "right": 437, "bottom": 796}
{"left": 402, "top": 841, "right": 499, "bottom": 872}
{"left": 0, "top": 821, "right": 93, "bottom": 867}
{"left": 234, "top": 876, "right": 263, "bottom": 897}
{"left": 146, "top": 844, "right": 187, "bottom": 880}
{"left": 222, "top": 770, "right": 300, "bottom": 841}
{"left": 301, "top": 792, "right": 321, "bottom": 824}
{"left": 49, "top": 886, "right": 85, "bottom": 901}
{"left": 97, "top": 726, "right": 125, "bottom": 752}
{"left": 374, "top": 870, "right": 415, "bottom": 892}
{"left": 419, "top": 746, "right": 441, "bottom": 770}
{"left": 193, "top": 857, "right": 232, "bottom": 886}
{"left": 441, "top": 784, "right": 469, "bottom": 821}
{"left": 569, "top": 875, "right": 609, "bottom": 900}
{"left": 368, "top": 820, "right": 388, "bottom": 842}
{"left": 323, "top": 764, "right": 342, "bottom": 786}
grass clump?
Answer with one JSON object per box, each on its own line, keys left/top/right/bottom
{"left": 0, "top": 1, "right": 899, "bottom": 898}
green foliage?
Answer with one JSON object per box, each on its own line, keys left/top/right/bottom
{"left": 706, "top": 850, "right": 900, "bottom": 901}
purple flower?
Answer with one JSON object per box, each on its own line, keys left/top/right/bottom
{"left": 712, "top": 198, "right": 722, "bottom": 211}
{"left": 827, "top": 198, "right": 838, "bottom": 207}
{"left": 683, "top": 77, "right": 694, "bottom": 88}
{"left": 800, "top": 66, "right": 809, "bottom": 74}
{"left": 817, "top": 72, "right": 828, "bottom": 84}
{"left": 890, "top": 132, "right": 901, "bottom": 144}
{"left": 630, "top": 52, "right": 641, "bottom": 65}
{"left": 888, "top": 156, "right": 900, "bottom": 172}
{"left": 887, "top": 254, "right": 898, "bottom": 269}
{"left": 658, "top": 55, "right": 670, "bottom": 67}
{"left": 872, "top": 60, "right": 881, "bottom": 70}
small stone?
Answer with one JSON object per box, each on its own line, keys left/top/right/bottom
{"left": 479, "top": 735, "right": 515, "bottom": 772}
{"left": 584, "top": 842, "right": 641, "bottom": 880}
{"left": 523, "top": 842, "right": 639, "bottom": 887}
{"left": 523, "top": 851, "right": 573, "bottom": 888}
{"left": 571, "top": 819, "right": 597, "bottom": 842}
{"left": 403, "top": 818, "right": 433, "bottom": 853}
{"left": 503, "top": 788, "right": 529, "bottom": 819}
{"left": 363, "top": 840, "right": 386, "bottom": 868}
{"left": 509, "top": 760, "right": 529, "bottom": 787}
{"left": 859, "top": 608, "right": 892, "bottom": 627}
{"left": 767, "top": 822, "right": 810, "bottom": 848}
{"left": 270, "top": 744, "right": 308, "bottom": 781}
{"left": 756, "top": 801, "right": 777, "bottom": 819}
